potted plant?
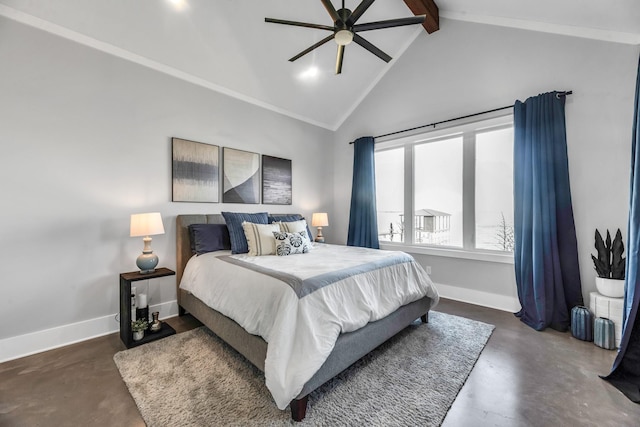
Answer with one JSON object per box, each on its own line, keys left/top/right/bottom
{"left": 591, "top": 229, "right": 626, "bottom": 298}
{"left": 131, "top": 319, "right": 148, "bottom": 341}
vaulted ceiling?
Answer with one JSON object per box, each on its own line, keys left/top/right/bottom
{"left": 1, "top": 0, "right": 639, "bottom": 130}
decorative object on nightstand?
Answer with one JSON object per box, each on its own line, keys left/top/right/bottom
{"left": 591, "top": 228, "right": 626, "bottom": 297}
{"left": 130, "top": 212, "right": 165, "bottom": 274}
{"left": 119, "top": 268, "right": 176, "bottom": 348}
{"left": 130, "top": 286, "right": 137, "bottom": 321}
{"left": 131, "top": 319, "right": 148, "bottom": 341}
{"left": 150, "top": 311, "right": 162, "bottom": 333}
{"left": 136, "top": 292, "right": 149, "bottom": 330}
{"left": 311, "top": 212, "right": 329, "bottom": 243}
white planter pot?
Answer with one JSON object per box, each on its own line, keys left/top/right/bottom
{"left": 595, "top": 277, "right": 625, "bottom": 298}
{"left": 133, "top": 330, "right": 145, "bottom": 341}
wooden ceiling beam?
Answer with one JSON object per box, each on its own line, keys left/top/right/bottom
{"left": 403, "top": 0, "right": 439, "bottom": 34}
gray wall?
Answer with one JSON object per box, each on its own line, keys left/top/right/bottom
{"left": 2, "top": 14, "right": 639, "bottom": 357}
{"left": 0, "top": 17, "right": 333, "bottom": 345}
{"left": 333, "top": 19, "right": 640, "bottom": 307}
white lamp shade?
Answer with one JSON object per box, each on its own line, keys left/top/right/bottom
{"left": 311, "top": 212, "right": 329, "bottom": 227}
{"left": 130, "top": 212, "right": 165, "bottom": 237}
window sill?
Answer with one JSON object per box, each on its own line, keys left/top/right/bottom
{"left": 379, "top": 242, "right": 514, "bottom": 264}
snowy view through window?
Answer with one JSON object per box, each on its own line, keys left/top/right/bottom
{"left": 475, "top": 127, "right": 514, "bottom": 251}
{"left": 375, "top": 147, "right": 404, "bottom": 242}
{"left": 375, "top": 119, "right": 514, "bottom": 252}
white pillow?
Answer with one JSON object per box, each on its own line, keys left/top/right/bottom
{"left": 273, "top": 231, "right": 312, "bottom": 256}
{"left": 242, "top": 222, "right": 281, "bottom": 256}
{"left": 276, "top": 219, "right": 311, "bottom": 240}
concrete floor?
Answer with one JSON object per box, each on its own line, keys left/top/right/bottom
{"left": 1, "top": 299, "right": 639, "bottom": 426}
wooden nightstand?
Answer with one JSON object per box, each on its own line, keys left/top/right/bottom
{"left": 119, "top": 267, "right": 176, "bottom": 348}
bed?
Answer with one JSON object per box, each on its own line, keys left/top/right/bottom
{"left": 176, "top": 213, "right": 439, "bottom": 421}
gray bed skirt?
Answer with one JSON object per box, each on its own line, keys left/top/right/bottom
{"left": 180, "top": 289, "right": 431, "bottom": 401}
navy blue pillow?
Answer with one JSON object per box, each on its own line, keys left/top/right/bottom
{"left": 268, "top": 214, "right": 313, "bottom": 241}
{"left": 188, "top": 224, "right": 231, "bottom": 255}
{"left": 221, "top": 212, "right": 269, "bottom": 254}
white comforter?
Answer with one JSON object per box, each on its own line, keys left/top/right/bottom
{"left": 179, "top": 243, "right": 439, "bottom": 409}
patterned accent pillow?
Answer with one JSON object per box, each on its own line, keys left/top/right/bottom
{"left": 242, "top": 222, "right": 281, "bottom": 256}
{"left": 221, "top": 212, "right": 269, "bottom": 254}
{"left": 273, "top": 231, "right": 312, "bottom": 256}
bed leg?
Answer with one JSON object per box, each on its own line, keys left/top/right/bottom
{"left": 179, "top": 305, "right": 186, "bottom": 316}
{"left": 421, "top": 313, "right": 429, "bottom": 323}
{"left": 290, "top": 396, "right": 309, "bottom": 422}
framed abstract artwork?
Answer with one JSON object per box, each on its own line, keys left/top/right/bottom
{"left": 172, "top": 138, "right": 219, "bottom": 203}
{"left": 222, "top": 147, "right": 260, "bottom": 204}
{"left": 262, "top": 155, "right": 292, "bottom": 205}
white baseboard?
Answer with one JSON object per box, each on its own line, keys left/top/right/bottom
{"left": 0, "top": 287, "right": 518, "bottom": 363}
{"left": 0, "top": 300, "right": 179, "bottom": 363}
{"left": 435, "top": 283, "right": 521, "bottom": 313}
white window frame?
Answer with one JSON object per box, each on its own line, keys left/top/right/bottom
{"left": 376, "top": 114, "right": 514, "bottom": 264}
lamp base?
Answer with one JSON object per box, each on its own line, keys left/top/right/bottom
{"left": 136, "top": 251, "right": 159, "bottom": 274}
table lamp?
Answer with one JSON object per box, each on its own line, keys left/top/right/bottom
{"left": 130, "top": 212, "right": 165, "bottom": 274}
{"left": 311, "top": 212, "right": 329, "bottom": 243}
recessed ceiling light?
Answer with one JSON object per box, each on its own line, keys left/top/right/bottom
{"left": 298, "top": 66, "right": 320, "bottom": 81}
{"left": 168, "top": 0, "right": 188, "bottom": 11}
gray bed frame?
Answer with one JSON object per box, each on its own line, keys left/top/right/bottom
{"left": 176, "top": 214, "right": 433, "bottom": 421}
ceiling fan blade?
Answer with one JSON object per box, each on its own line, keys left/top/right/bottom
{"left": 335, "top": 44, "right": 345, "bottom": 74}
{"left": 348, "top": 0, "right": 376, "bottom": 25}
{"left": 320, "top": 0, "right": 341, "bottom": 24}
{"left": 265, "top": 18, "right": 334, "bottom": 31}
{"left": 288, "top": 34, "right": 335, "bottom": 62}
{"left": 353, "top": 33, "right": 392, "bottom": 62}
{"left": 353, "top": 15, "right": 426, "bottom": 32}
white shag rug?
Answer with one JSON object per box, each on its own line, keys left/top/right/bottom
{"left": 114, "top": 311, "right": 494, "bottom": 426}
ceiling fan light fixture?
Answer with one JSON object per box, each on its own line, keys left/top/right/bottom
{"left": 334, "top": 29, "right": 353, "bottom": 46}
{"left": 266, "top": 0, "right": 426, "bottom": 71}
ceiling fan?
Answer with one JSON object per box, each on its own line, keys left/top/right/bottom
{"left": 265, "top": 0, "right": 426, "bottom": 74}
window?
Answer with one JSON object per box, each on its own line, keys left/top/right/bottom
{"left": 414, "top": 137, "right": 463, "bottom": 246}
{"left": 375, "top": 115, "right": 514, "bottom": 253}
{"left": 475, "top": 128, "right": 514, "bottom": 251}
{"left": 375, "top": 147, "right": 404, "bottom": 242}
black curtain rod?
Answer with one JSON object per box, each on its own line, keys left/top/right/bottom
{"left": 349, "top": 90, "right": 573, "bottom": 144}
